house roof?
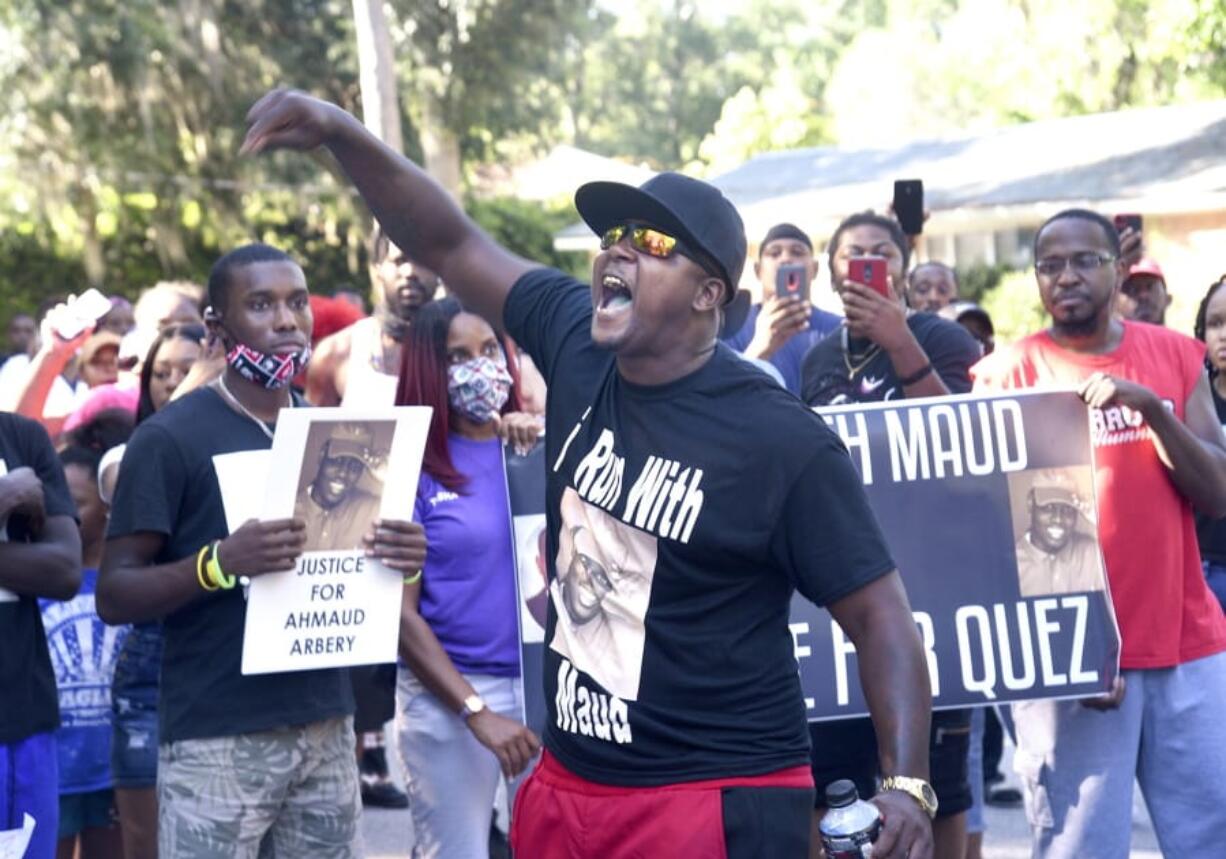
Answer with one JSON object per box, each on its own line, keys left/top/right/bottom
{"left": 556, "top": 99, "right": 1226, "bottom": 249}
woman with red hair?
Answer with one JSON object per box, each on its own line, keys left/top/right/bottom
{"left": 393, "top": 296, "right": 541, "bottom": 857}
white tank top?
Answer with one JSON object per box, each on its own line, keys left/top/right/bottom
{"left": 340, "top": 317, "right": 399, "bottom": 408}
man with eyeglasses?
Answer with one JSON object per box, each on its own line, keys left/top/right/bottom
{"left": 241, "top": 89, "right": 936, "bottom": 859}
{"left": 973, "top": 208, "right": 1226, "bottom": 858}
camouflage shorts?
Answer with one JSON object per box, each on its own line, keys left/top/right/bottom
{"left": 158, "top": 716, "right": 362, "bottom": 858}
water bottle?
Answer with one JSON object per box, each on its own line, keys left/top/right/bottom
{"left": 819, "top": 779, "right": 882, "bottom": 859}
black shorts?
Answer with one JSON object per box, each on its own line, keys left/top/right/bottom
{"left": 350, "top": 663, "right": 397, "bottom": 734}
{"left": 809, "top": 709, "right": 973, "bottom": 818}
{"left": 809, "top": 717, "right": 878, "bottom": 808}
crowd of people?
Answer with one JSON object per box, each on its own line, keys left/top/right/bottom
{"left": 1, "top": 85, "right": 1224, "bottom": 859}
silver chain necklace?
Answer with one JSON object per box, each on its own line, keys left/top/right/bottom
{"left": 214, "top": 376, "right": 288, "bottom": 441}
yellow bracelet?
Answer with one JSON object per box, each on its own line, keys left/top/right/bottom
{"left": 206, "top": 541, "right": 237, "bottom": 590}
{"left": 403, "top": 570, "right": 423, "bottom": 585}
{"left": 196, "top": 545, "right": 218, "bottom": 591}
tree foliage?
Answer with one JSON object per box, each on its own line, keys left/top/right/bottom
{"left": 0, "top": 0, "right": 1222, "bottom": 330}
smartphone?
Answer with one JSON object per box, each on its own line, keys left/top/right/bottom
{"left": 775, "top": 263, "right": 808, "bottom": 302}
{"left": 1113, "top": 213, "right": 1142, "bottom": 235}
{"left": 893, "top": 179, "right": 925, "bottom": 236}
{"left": 53, "top": 288, "right": 112, "bottom": 341}
{"left": 848, "top": 256, "right": 890, "bottom": 298}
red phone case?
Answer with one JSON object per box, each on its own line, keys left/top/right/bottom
{"left": 849, "top": 257, "right": 890, "bottom": 297}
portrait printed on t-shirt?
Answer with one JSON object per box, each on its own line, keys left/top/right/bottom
{"left": 549, "top": 488, "right": 658, "bottom": 701}
{"left": 292, "top": 419, "right": 394, "bottom": 553}
{"left": 1007, "top": 466, "right": 1106, "bottom": 598}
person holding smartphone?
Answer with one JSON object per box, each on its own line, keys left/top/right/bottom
{"left": 722, "top": 223, "right": 841, "bottom": 395}
{"left": 801, "top": 212, "right": 980, "bottom": 406}
{"left": 801, "top": 211, "right": 980, "bottom": 859}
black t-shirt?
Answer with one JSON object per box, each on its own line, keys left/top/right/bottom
{"left": 801, "top": 312, "right": 981, "bottom": 406}
{"left": 106, "top": 387, "right": 354, "bottom": 743}
{"left": 504, "top": 268, "right": 896, "bottom": 785}
{"left": 0, "top": 413, "right": 77, "bottom": 743}
{"left": 1196, "top": 379, "right": 1226, "bottom": 564}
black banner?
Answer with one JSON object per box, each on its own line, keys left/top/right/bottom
{"left": 508, "top": 390, "right": 1120, "bottom": 728}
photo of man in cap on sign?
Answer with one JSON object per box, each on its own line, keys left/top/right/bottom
{"left": 1011, "top": 468, "right": 1105, "bottom": 597}
{"left": 294, "top": 420, "right": 391, "bottom": 553}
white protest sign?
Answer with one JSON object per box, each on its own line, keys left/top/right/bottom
{"left": 241, "top": 407, "right": 431, "bottom": 674}
{"left": 0, "top": 813, "right": 35, "bottom": 859}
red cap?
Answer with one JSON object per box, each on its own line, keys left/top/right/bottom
{"left": 1125, "top": 257, "right": 1165, "bottom": 284}
{"left": 309, "top": 295, "right": 365, "bottom": 346}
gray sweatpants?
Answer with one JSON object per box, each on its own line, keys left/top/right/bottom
{"left": 1012, "top": 649, "right": 1226, "bottom": 859}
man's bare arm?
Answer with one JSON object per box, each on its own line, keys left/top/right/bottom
{"left": 827, "top": 571, "right": 931, "bottom": 781}
{"left": 243, "top": 91, "right": 538, "bottom": 326}
{"left": 305, "top": 329, "right": 348, "bottom": 407}
{"left": 0, "top": 516, "right": 81, "bottom": 601}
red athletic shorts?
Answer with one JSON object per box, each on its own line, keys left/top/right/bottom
{"left": 510, "top": 750, "right": 815, "bottom": 859}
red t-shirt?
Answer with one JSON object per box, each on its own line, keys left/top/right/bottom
{"left": 973, "top": 321, "right": 1226, "bottom": 669}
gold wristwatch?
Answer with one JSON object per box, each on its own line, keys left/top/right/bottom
{"left": 880, "top": 775, "right": 939, "bottom": 819}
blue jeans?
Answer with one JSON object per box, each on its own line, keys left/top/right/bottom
{"left": 111, "top": 623, "right": 162, "bottom": 788}
{"left": 1, "top": 731, "right": 58, "bottom": 859}
{"left": 394, "top": 670, "right": 526, "bottom": 859}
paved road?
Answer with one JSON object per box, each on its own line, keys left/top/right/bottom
{"left": 361, "top": 735, "right": 1161, "bottom": 857}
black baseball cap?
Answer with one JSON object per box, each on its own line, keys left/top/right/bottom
{"left": 575, "top": 172, "right": 750, "bottom": 337}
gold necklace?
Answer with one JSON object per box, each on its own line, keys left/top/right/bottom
{"left": 841, "top": 327, "right": 881, "bottom": 378}
{"left": 214, "top": 376, "right": 289, "bottom": 441}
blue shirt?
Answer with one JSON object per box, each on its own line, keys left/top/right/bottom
{"left": 40, "top": 569, "right": 129, "bottom": 793}
{"left": 723, "top": 304, "right": 842, "bottom": 395}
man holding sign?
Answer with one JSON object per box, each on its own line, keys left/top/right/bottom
{"left": 974, "top": 209, "right": 1226, "bottom": 858}
{"left": 244, "top": 90, "right": 936, "bottom": 859}
{"left": 99, "top": 244, "right": 426, "bottom": 857}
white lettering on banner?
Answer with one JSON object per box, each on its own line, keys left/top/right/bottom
{"left": 914, "top": 612, "right": 940, "bottom": 696}
{"left": 555, "top": 659, "right": 631, "bottom": 744}
{"left": 994, "top": 603, "right": 1036, "bottom": 691}
{"left": 789, "top": 623, "right": 816, "bottom": 708}
{"left": 1034, "top": 598, "right": 1067, "bottom": 686}
{"left": 812, "top": 598, "right": 1100, "bottom": 710}
{"left": 828, "top": 612, "right": 937, "bottom": 706}
{"left": 872, "top": 400, "right": 1028, "bottom": 483}
{"left": 1066, "top": 595, "right": 1098, "bottom": 684}
{"left": 957, "top": 605, "right": 997, "bottom": 699}
{"left": 955, "top": 598, "right": 1099, "bottom": 700}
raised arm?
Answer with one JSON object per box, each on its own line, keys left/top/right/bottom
{"left": 242, "top": 90, "right": 538, "bottom": 326}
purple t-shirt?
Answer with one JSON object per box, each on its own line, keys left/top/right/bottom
{"left": 414, "top": 434, "right": 520, "bottom": 677}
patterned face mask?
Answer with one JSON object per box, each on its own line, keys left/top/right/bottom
{"left": 226, "top": 343, "right": 312, "bottom": 390}
{"left": 447, "top": 355, "right": 512, "bottom": 423}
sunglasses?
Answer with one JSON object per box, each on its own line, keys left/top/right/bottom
{"left": 600, "top": 224, "right": 683, "bottom": 258}
{"left": 600, "top": 223, "right": 723, "bottom": 283}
